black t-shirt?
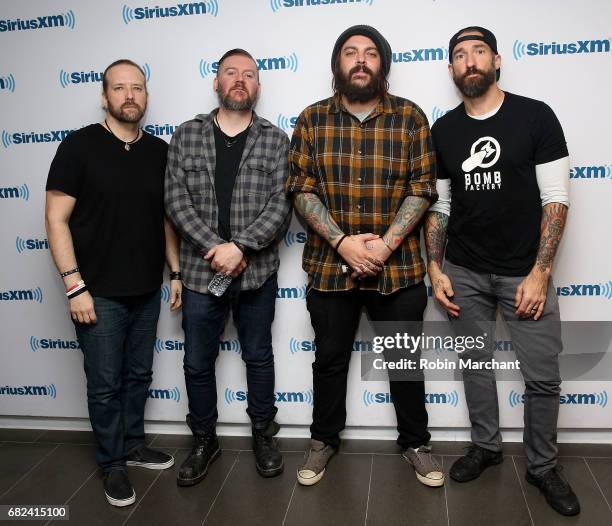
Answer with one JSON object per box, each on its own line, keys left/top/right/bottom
{"left": 432, "top": 92, "right": 568, "bottom": 276}
{"left": 213, "top": 123, "right": 249, "bottom": 241}
{"left": 46, "top": 123, "right": 168, "bottom": 296}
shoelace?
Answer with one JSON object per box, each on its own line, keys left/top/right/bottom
{"left": 254, "top": 433, "right": 276, "bottom": 452}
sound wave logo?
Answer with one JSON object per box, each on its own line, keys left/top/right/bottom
{"left": 2, "top": 130, "right": 13, "bottom": 148}
{"left": 224, "top": 387, "right": 314, "bottom": 405}
{"left": 224, "top": 387, "right": 237, "bottom": 404}
{"left": 431, "top": 106, "right": 450, "bottom": 124}
{"left": 277, "top": 113, "right": 295, "bottom": 131}
{"left": 142, "top": 62, "right": 151, "bottom": 82}
{"left": 595, "top": 392, "right": 609, "bottom": 407}
{"left": 122, "top": 5, "right": 135, "bottom": 24}
{"left": 32, "top": 287, "right": 43, "bottom": 303}
{"left": 47, "top": 384, "right": 57, "bottom": 398}
{"left": 509, "top": 390, "right": 524, "bottom": 407}
{"left": 363, "top": 389, "right": 459, "bottom": 407}
{"left": 270, "top": 0, "right": 373, "bottom": 11}
{"left": 59, "top": 69, "right": 70, "bottom": 88}
{"left": 148, "top": 386, "right": 181, "bottom": 402}
{"left": 199, "top": 59, "right": 213, "bottom": 78}
{"left": 284, "top": 52, "right": 299, "bottom": 73}
{"left": 283, "top": 230, "right": 306, "bottom": 247}
{"left": 0, "top": 74, "right": 16, "bottom": 92}
{"left": 63, "top": 10, "right": 76, "bottom": 29}
{"left": 362, "top": 389, "right": 378, "bottom": 407}
{"left": 288, "top": 337, "right": 315, "bottom": 354}
{"left": 219, "top": 339, "right": 241, "bottom": 353}
{"left": 16, "top": 236, "right": 48, "bottom": 253}
{"left": 600, "top": 281, "right": 612, "bottom": 299}
{"left": 513, "top": 40, "right": 527, "bottom": 60}
{"left": 160, "top": 285, "right": 170, "bottom": 303}
{"left": 30, "top": 336, "right": 41, "bottom": 352}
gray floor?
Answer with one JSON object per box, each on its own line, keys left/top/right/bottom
{"left": 0, "top": 429, "right": 611, "bottom": 526}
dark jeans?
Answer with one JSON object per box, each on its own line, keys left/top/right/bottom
{"left": 182, "top": 273, "right": 278, "bottom": 434}
{"left": 75, "top": 289, "right": 161, "bottom": 472}
{"left": 306, "top": 282, "right": 431, "bottom": 450}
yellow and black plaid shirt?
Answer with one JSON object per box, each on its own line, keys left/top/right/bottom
{"left": 286, "top": 93, "right": 437, "bottom": 294}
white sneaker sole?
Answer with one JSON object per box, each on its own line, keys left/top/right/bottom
{"left": 297, "top": 468, "right": 325, "bottom": 486}
{"left": 105, "top": 488, "right": 136, "bottom": 507}
{"left": 415, "top": 471, "right": 445, "bottom": 487}
{"left": 126, "top": 457, "right": 175, "bottom": 470}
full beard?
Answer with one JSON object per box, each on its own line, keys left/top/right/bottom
{"left": 334, "top": 65, "right": 385, "bottom": 103}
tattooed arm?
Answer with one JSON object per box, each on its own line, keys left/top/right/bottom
{"left": 293, "top": 193, "right": 383, "bottom": 277}
{"left": 424, "top": 210, "right": 460, "bottom": 316}
{"left": 515, "top": 203, "right": 568, "bottom": 320}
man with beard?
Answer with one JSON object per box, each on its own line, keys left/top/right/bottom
{"left": 287, "top": 26, "right": 442, "bottom": 487}
{"left": 165, "top": 49, "right": 291, "bottom": 485}
{"left": 425, "top": 27, "right": 580, "bottom": 515}
{"left": 45, "top": 59, "right": 181, "bottom": 507}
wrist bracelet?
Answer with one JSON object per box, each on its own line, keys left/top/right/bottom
{"left": 60, "top": 267, "right": 79, "bottom": 278}
{"left": 382, "top": 237, "right": 394, "bottom": 253}
{"left": 335, "top": 234, "right": 348, "bottom": 251}
{"left": 67, "top": 287, "right": 88, "bottom": 300}
{"left": 169, "top": 271, "right": 182, "bottom": 280}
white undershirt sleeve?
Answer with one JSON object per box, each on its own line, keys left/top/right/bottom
{"left": 428, "top": 179, "right": 451, "bottom": 215}
{"left": 535, "top": 156, "right": 570, "bottom": 207}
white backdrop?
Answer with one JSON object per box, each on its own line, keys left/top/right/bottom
{"left": 1, "top": 0, "right": 611, "bottom": 434}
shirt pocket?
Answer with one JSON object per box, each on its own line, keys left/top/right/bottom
{"left": 182, "top": 156, "right": 211, "bottom": 196}
{"left": 243, "top": 156, "right": 275, "bottom": 196}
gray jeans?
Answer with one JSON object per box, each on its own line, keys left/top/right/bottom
{"left": 445, "top": 260, "right": 562, "bottom": 475}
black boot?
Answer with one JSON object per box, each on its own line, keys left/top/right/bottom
{"left": 526, "top": 467, "right": 581, "bottom": 516}
{"left": 252, "top": 421, "right": 283, "bottom": 478}
{"left": 177, "top": 432, "right": 221, "bottom": 487}
{"left": 449, "top": 444, "right": 503, "bottom": 482}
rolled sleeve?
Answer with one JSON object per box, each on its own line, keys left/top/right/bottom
{"left": 286, "top": 112, "right": 319, "bottom": 196}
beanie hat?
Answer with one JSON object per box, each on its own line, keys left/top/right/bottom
{"left": 331, "top": 25, "right": 392, "bottom": 76}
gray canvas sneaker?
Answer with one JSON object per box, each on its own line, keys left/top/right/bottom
{"left": 297, "top": 439, "right": 336, "bottom": 486}
{"left": 402, "top": 445, "right": 445, "bottom": 487}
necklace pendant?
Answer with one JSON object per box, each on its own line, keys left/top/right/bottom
{"left": 124, "top": 143, "right": 130, "bottom": 151}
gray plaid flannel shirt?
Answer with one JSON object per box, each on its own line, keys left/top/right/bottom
{"left": 164, "top": 111, "right": 292, "bottom": 293}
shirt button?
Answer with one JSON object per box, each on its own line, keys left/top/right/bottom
{"left": 358, "top": 150, "right": 362, "bottom": 154}
{"left": 357, "top": 177, "right": 362, "bottom": 182}
{"left": 356, "top": 205, "right": 361, "bottom": 210}
{"left": 356, "top": 230, "right": 361, "bottom": 234}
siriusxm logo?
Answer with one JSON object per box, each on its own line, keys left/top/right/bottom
{"left": 154, "top": 337, "right": 240, "bottom": 353}
{"left": 143, "top": 124, "right": 178, "bottom": 137}
{"left": 122, "top": 1, "right": 219, "bottom": 24}
{"left": 0, "top": 11, "right": 75, "bottom": 33}
{"left": 59, "top": 64, "right": 150, "bottom": 88}
{"left": 160, "top": 285, "right": 171, "bottom": 303}
{"left": 270, "top": 0, "right": 373, "bottom": 11}
{"left": 0, "top": 74, "right": 16, "bottom": 92}
{"left": 513, "top": 38, "right": 611, "bottom": 60}
{"left": 0, "top": 184, "right": 30, "bottom": 201}
{"left": 30, "top": 336, "right": 79, "bottom": 352}
{"left": 556, "top": 281, "right": 612, "bottom": 299}
{"left": 570, "top": 164, "right": 612, "bottom": 180}
{"left": 283, "top": 230, "right": 306, "bottom": 247}
{"left": 431, "top": 106, "right": 450, "bottom": 124}
{"left": 276, "top": 285, "right": 307, "bottom": 300}
{"left": 148, "top": 386, "right": 181, "bottom": 402}
{"left": 288, "top": 338, "right": 370, "bottom": 354}
{"left": 199, "top": 53, "right": 299, "bottom": 77}
{"left": 509, "top": 390, "right": 608, "bottom": 408}
{"left": 224, "top": 387, "right": 314, "bottom": 405}
{"left": 16, "top": 237, "right": 48, "bottom": 253}
{"left": 0, "top": 287, "right": 43, "bottom": 303}
{"left": 2, "top": 128, "right": 75, "bottom": 148}
{"left": 363, "top": 389, "right": 459, "bottom": 407}
{"left": 0, "top": 384, "right": 57, "bottom": 398}
{"left": 277, "top": 114, "right": 298, "bottom": 131}
{"left": 392, "top": 46, "right": 448, "bottom": 64}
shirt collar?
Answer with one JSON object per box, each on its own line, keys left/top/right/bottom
{"left": 329, "top": 92, "right": 397, "bottom": 117}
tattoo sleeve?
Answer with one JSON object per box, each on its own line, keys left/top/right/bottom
{"left": 424, "top": 211, "right": 449, "bottom": 266}
{"left": 382, "top": 196, "right": 430, "bottom": 250}
{"left": 293, "top": 193, "right": 344, "bottom": 245}
{"left": 535, "top": 202, "right": 568, "bottom": 273}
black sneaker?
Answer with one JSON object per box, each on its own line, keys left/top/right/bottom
{"left": 449, "top": 444, "right": 503, "bottom": 482}
{"left": 103, "top": 470, "right": 135, "bottom": 507}
{"left": 177, "top": 433, "right": 221, "bottom": 487}
{"left": 526, "top": 466, "right": 581, "bottom": 516}
{"left": 126, "top": 445, "right": 174, "bottom": 470}
{"left": 252, "top": 421, "right": 283, "bottom": 478}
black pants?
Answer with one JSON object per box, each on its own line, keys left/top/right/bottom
{"left": 306, "top": 282, "right": 431, "bottom": 449}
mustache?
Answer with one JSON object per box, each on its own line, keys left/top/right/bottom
{"left": 462, "top": 67, "right": 487, "bottom": 79}
{"left": 349, "top": 64, "right": 374, "bottom": 77}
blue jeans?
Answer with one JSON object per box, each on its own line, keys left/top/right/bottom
{"left": 182, "top": 273, "right": 278, "bottom": 434}
{"left": 74, "top": 289, "right": 161, "bottom": 472}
